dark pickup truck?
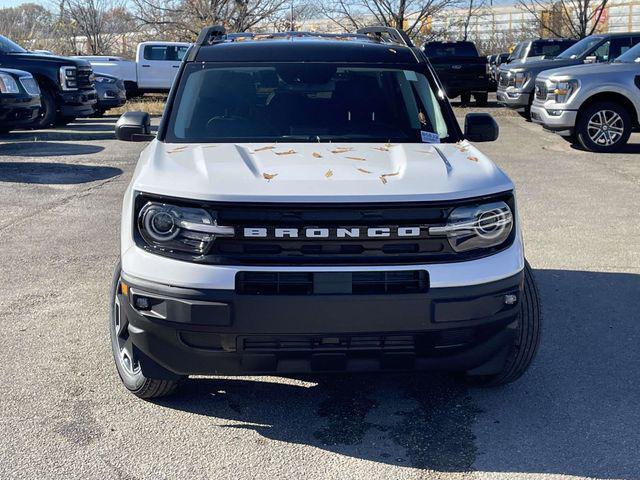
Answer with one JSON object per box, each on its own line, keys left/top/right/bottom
{"left": 423, "top": 41, "right": 490, "bottom": 105}
{"left": 0, "top": 35, "right": 97, "bottom": 128}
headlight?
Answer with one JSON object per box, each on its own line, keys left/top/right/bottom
{"left": 549, "top": 79, "right": 579, "bottom": 103}
{"left": 512, "top": 71, "right": 530, "bottom": 89}
{"left": 429, "top": 201, "right": 513, "bottom": 252}
{"left": 0, "top": 72, "right": 20, "bottom": 94}
{"left": 59, "top": 66, "right": 77, "bottom": 91}
{"left": 95, "top": 76, "right": 116, "bottom": 84}
{"left": 137, "top": 201, "right": 234, "bottom": 255}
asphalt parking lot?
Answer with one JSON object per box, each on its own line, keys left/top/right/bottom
{"left": 1, "top": 105, "right": 639, "bottom": 480}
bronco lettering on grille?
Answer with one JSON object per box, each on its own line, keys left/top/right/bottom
{"left": 243, "top": 227, "right": 424, "bottom": 239}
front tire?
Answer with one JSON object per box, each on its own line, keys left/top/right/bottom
{"left": 576, "top": 101, "right": 631, "bottom": 152}
{"left": 464, "top": 261, "right": 541, "bottom": 387}
{"left": 109, "top": 261, "right": 181, "bottom": 399}
{"left": 474, "top": 92, "right": 488, "bottom": 107}
{"left": 32, "top": 88, "right": 57, "bottom": 129}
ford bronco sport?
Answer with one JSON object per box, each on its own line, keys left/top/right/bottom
{"left": 111, "top": 26, "right": 541, "bottom": 399}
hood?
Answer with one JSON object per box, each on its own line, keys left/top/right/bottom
{"left": 501, "top": 57, "right": 580, "bottom": 75}
{"left": 538, "top": 61, "right": 637, "bottom": 80}
{"left": 5, "top": 52, "right": 91, "bottom": 68}
{"left": 132, "top": 141, "right": 514, "bottom": 203}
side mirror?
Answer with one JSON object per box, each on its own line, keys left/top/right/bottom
{"left": 464, "top": 113, "right": 499, "bottom": 142}
{"left": 115, "top": 111, "right": 154, "bottom": 142}
{"left": 584, "top": 55, "right": 597, "bottom": 64}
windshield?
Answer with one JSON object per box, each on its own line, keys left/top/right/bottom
{"left": 614, "top": 42, "right": 640, "bottom": 63}
{"left": 0, "top": 35, "right": 27, "bottom": 54}
{"left": 530, "top": 40, "right": 576, "bottom": 58}
{"left": 424, "top": 42, "right": 478, "bottom": 57}
{"left": 166, "top": 64, "right": 454, "bottom": 143}
{"left": 557, "top": 36, "right": 604, "bottom": 59}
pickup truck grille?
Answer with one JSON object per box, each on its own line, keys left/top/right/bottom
{"left": 535, "top": 81, "right": 548, "bottom": 100}
{"left": 135, "top": 194, "right": 515, "bottom": 266}
{"left": 76, "top": 67, "right": 94, "bottom": 89}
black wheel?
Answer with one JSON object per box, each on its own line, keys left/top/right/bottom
{"left": 474, "top": 92, "right": 488, "bottom": 107}
{"left": 54, "top": 116, "right": 75, "bottom": 127}
{"left": 464, "top": 261, "right": 541, "bottom": 387}
{"left": 576, "top": 101, "right": 631, "bottom": 153}
{"left": 109, "top": 261, "right": 181, "bottom": 399}
{"left": 32, "top": 88, "right": 57, "bottom": 129}
{"left": 460, "top": 93, "right": 472, "bottom": 106}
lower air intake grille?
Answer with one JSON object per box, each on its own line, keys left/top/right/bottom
{"left": 236, "top": 270, "right": 428, "bottom": 295}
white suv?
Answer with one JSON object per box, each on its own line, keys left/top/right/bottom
{"left": 111, "top": 26, "right": 540, "bottom": 399}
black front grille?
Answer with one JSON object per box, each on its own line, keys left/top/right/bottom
{"left": 242, "top": 335, "right": 416, "bottom": 352}
{"left": 236, "top": 270, "right": 428, "bottom": 295}
{"left": 135, "top": 193, "right": 515, "bottom": 266}
{"left": 77, "top": 67, "right": 94, "bottom": 89}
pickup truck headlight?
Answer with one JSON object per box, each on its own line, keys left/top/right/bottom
{"left": 429, "top": 201, "right": 513, "bottom": 252}
{"left": 0, "top": 72, "right": 20, "bottom": 94}
{"left": 95, "top": 76, "right": 116, "bottom": 84}
{"left": 59, "top": 66, "right": 78, "bottom": 91}
{"left": 512, "top": 71, "right": 530, "bottom": 89}
{"left": 549, "top": 79, "right": 579, "bottom": 103}
{"left": 137, "top": 201, "right": 234, "bottom": 255}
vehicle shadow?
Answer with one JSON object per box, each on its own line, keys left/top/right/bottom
{"left": 0, "top": 161, "right": 122, "bottom": 184}
{"left": 0, "top": 142, "right": 105, "bottom": 157}
{"left": 154, "top": 268, "right": 640, "bottom": 478}
{"left": 570, "top": 142, "right": 640, "bottom": 154}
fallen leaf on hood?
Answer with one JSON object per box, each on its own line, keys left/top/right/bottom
{"left": 253, "top": 146, "right": 275, "bottom": 152}
{"left": 167, "top": 146, "right": 189, "bottom": 154}
{"left": 325, "top": 169, "right": 333, "bottom": 178}
{"left": 202, "top": 145, "right": 218, "bottom": 149}
{"left": 380, "top": 171, "right": 400, "bottom": 184}
{"left": 357, "top": 168, "right": 372, "bottom": 174}
{"left": 312, "top": 152, "right": 322, "bottom": 158}
{"left": 372, "top": 146, "right": 389, "bottom": 152}
{"left": 274, "top": 149, "right": 297, "bottom": 155}
{"left": 385, "top": 142, "right": 396, "bottom": 148}
{"left": 467, "top": 156, "right": 479, "bottom": 162}
{"left": 346, "top": 156, "right": 366, "bottom": 161}
{"left": 262, "top": 172, "right": 278, "bottom": 181}
{"left": 331, "top": 147, "right": 353, "bottom": 154}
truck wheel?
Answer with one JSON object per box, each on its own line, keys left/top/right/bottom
{"left": 474, "top": 92, "right": 488, "bottom": 107}
{"left": 576, "top": 101, "right": 631, "bottom": 153}
{"left": 463, "top": 261, "right": 541, "bottom": 387}
{"left": 460, "top": 93, "right": 471, "bottom": 106}
{"left": 32, "top": 88, "right": 57, "bottom": 129}
{"left": 109, "top": 261, "right": 182, "bottom": 399}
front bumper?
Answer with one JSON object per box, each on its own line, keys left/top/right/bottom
{"left": 496, "top": 86, "right": 530, "bottom": 109}
{"left": 0, "top": 94, "right": 40, "bottom": 126}
{"left": 118, "top": 267, "right": 523, "bottom": 377}
{"left": 530, "top": 103, "right": 577, "bottom": 133}
{"left": 58, "top": 89, "right": 98, "bottom": 117}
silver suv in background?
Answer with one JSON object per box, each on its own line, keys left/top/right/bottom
{"left": 497, "top": 33, "right": 640, "bottom": 118}
{"left": 531, "top": 43, "right": 640, "bottom": 152}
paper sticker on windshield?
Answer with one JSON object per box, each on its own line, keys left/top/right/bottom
{"left": 421, "top": 131, "right": 440, "bottom": 143}
{"left": 404, "top": 70, "right": 418, "bottom": 82}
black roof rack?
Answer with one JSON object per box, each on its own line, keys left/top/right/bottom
{"left": 356, "top": 26, "right": 414, "bottom": 48}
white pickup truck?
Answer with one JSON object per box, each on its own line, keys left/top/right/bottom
{"left": 77, "top": 41, "right": 190, "bottom": 97}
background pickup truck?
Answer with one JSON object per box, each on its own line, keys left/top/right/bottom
{"left": 423, "top": 41, "right": 490, "bottom": 106}
{"left": 78, "top": 41, "right": 190, "bottom": 98}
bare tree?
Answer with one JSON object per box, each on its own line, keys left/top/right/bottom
{"left": 56, "top": 0, "right": 135, "bottom": 54}
{"left": 132, "top": 0, "right": 290, "bottom": 41}
{"left": 460, "top": 0, "right": 486, "bottom": 41}
{"left": 319, "top": 0, "right": 461, "bottom": 41}
{"left": 270, "top": 1, "right": 319, "bottom": 31}
{"left": 0, "top": 3, "right": 55, "bottom": 49}
{"left": 518, "top": 0, "right": 608, "bottom": 38}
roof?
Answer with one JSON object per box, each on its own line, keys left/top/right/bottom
{"left": 192, "top": 30, "right": 420, "bottom": 64}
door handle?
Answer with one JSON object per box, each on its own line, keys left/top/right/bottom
{"left": 172, "top": 65, "right": 180, "bottom": 68}
{"left": 141, "top": 64, "right": 150, "bottom": 68}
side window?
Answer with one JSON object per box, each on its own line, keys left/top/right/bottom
{"left": 609, "top": 37, "right": 632, "bottom": 59}
{"left": 176, "top": 46, "right": 189, "bottom": 61}
{"left": 143, "top": 45, "right": 168, "bottom": 61}
{"left": 592, "top": 40, "right": 610, "bottom": 62}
